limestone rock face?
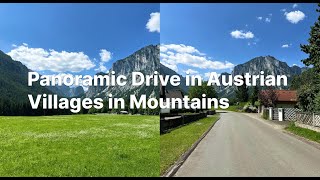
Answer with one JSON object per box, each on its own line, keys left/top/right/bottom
{"left": 86, "top": 45, "right": 160, "bottom": 99}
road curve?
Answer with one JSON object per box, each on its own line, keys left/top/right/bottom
{"left": 175, "top": 111, "right": 320, "bottom": 177}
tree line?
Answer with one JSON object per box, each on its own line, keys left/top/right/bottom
{"left": 290, "top": 4, "right": 320, "bottom": 112}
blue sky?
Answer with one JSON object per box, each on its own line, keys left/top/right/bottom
{"left": 0, "top": 3, "right": 159, "bottom": 81}
{"left": 1, "top": 3, "right": 319, "bottom": 85}
{"left": 160, "top": 3, "right": 319, "bottom": 78}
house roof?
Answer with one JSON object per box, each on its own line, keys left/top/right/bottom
{"left": 260, "top": 89, "right": 297, "bottom": 102}
{"left": 165, "top": 89, "right": 184, "bottom": 99}
{"left": 275, "top": 90, "right": 297, "bottom": 102}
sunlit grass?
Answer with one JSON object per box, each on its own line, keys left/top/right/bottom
{"left": 160, "top": 114, "right": 219, "bottom": 175}
{"left": 285, "top": 122, "right": 320, "bottom": 143}
{"left": 0, "top": 115, "right": 159, "bottom": 177}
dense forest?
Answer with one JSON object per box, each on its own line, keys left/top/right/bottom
{"left": 0, "top": 50, "right": 71, "bottom": 116}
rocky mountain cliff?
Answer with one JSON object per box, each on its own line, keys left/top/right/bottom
{"left": 48, "top": 85, "right": 84, "bottom": 98}
{"left": 86, "top": 44, "right": 160, "bottom": 99}
{"left": 160, "top": 55, "right": 306, "bottom": 99}
{"left": 232, "top": 55, "right": 302, "bottom": 77}
{"left": 160, "top": 63, "right": 188, "bottom": 93}
{"left": 217, "top": 55, "right": 306, "bottom": 98}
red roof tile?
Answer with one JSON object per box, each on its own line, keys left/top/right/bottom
{"left": 275, "top": 90, "right": 297, "bottom": 102}
{"left": 260, "top": 90, "right": 297, "bottom": 102}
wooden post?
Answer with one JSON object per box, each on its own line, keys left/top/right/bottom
{"left": 278, "top": 108, "right": 283, "bottom": 121}
{"left": 269, "top": 107, "right": 273, "bottom": 120}
{"left": 313, "top": 113, "right": 315, "bottom": 126}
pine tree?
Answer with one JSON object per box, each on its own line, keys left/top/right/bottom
{"left": 235, "top": 74, "right": 249, "bottom": 102}
{"left": 301, "top": 3, "right": 320, "bottom": 72}
{"left": 189, "top": 81, "right": 217, "bottom": 110}
{"left": 251, "top": 86, "right": 259, "bottom": 106}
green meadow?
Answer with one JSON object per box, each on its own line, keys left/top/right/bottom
{"left": 160, "top": 114, "right": 219, "bottom": 175}
{"left": 0, "top": 115, "right": 159, "bottom": 177}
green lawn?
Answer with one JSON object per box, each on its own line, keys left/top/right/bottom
{"left": 0, "top": 115, "right": 159, "bottom": 177}
{"left": 285, "top": 122, "right": 320, "bottom": 143}
{"left": 160, "top": 114, "right": 219, "bottom": 175}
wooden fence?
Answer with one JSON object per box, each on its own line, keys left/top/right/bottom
{"left": 268, "top": 108, "right": 300, "bottom": 121}
{"left": 296, "top": 112, "right": 320, "bottom": 127}
{"left": 266, "top": 107, "right": 320, "bottom": 127}
{"left": 283, "top": 108, "right": 300, "bottom": 121}
{"left": 160, "top": 112, "right": 209, "bottom": 134}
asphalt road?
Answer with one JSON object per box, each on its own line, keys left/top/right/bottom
{"left": 174, "top": 111, "right": 320, "bottom": 177}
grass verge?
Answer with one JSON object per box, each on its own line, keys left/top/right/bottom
{"left": 285, "top": 122, "right": 320, "bottom": 143}
{"left": 160, "top": 114, "right": 219, "bottom": 175}
{"left": 0, "top": 115, "right": 159, "bottom": 177}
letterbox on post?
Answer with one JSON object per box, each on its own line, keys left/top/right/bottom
{"left": 278, "top": 108, "right": 283, "bottom": 121}
{"left": 269, "top": 107, "right": 273, "bottom": 120}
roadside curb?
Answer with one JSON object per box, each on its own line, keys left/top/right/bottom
{"left": 242, "top": 113, "right": 320, "bottom": 150}
{"left": 283, "top": 130, "right": 320, "bottom": 151}
{"left": 161, "top": 115, "right": 221, "bottom": 177}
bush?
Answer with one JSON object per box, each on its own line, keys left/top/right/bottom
{"left": 262, "top": 109, "right": 268, "bottom": 120}
{"left": 254, "top": 100, "right": 261, "bottom": 107}
{"left": 242, "top": 102, "right": 258, "bottom": 113}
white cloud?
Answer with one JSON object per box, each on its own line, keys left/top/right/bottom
{"left": 204, "top": 72, "right": 221, "bottom": 80}
{"left": 230, "top": 30, "right": 254, "bottom": 39}
{"left": 160, "top": 44, "right": 234, "bottom": 72}
{"left": 257, "top": 14, "right": 272, "bottom": 23}
{"left": 95, "top": 49, "right": 112, "bottom": 72}
{"left": 265, "top": 17, "right": 271, "bottom": 23}
{"left": 160, "top": 44, "right": 205, "bottom": 55}
{"left": 248, "top": 42, "right": 257, "bottom": 46}
{"left": 285, "top": 10, "right": 305, "bottom": 24}
{"left": 281, "top": 8, "right": 287, "bottom": 12}
{"left": 184, "top": 69, "right": 199, "bottom": 75}
{"left": 7, "top": 43, "right": 95, "bottom": 73}
{"left": 146, "top": 12, "right": 160, "bottom": 33}
{"left": 161, "top": 61, "right": 178, "bottom": 72}
{"left": 281, "top": 43, "right": 292, "bottom": 48}
{"left": 204, "top": 72, "right": 212, "bottom": 78}
{"left": 99, "top": 49, "right": 112, "bottom": 62}
{"left": 95, "top": 62, "right": 108, "bottom": 72}
{"left": 293, "top": 3, "right": 298, "bottom": 8}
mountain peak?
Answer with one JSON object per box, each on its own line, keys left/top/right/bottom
{"left": 215, "top": 55, "right": 304, "bottom": 98}
{"left": 232, "top": 55, "right": 301, "bottom": 77}
{"left": 251, "top": 55, "right": 279, "bottom": 62}
{"left": 86, "top": 44, "right": 160, "bottom": 99}
{"left": 220, "top": 72, "right": 231, "bottom": 75}
{"left": 265, "top": 55, "right": 276, "bottom": 59}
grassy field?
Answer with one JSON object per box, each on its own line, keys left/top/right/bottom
{"left": 285, "top": 122, "right": 320, "bottom": 143}
{"left": 160, "top": 114, "right": 219, "bottom": 175}
{"left": 0, "top": 115, "right": 159, "bottom": 177}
